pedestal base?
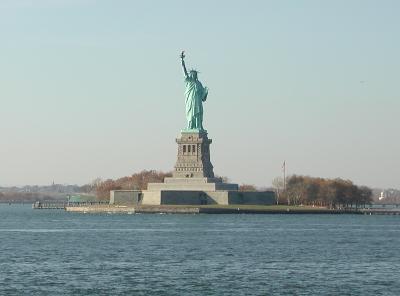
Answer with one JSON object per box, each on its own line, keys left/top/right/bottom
{"left": 147, "top": 177, "right": 239, "bottom": 191}
{"left": 141, "top": 190, "right": 276, "bottom": 206}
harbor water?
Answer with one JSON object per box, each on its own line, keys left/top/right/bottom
{"left": 0, "top": 204, "right": 399, "bottom": 295}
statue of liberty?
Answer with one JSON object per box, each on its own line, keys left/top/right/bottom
{"left": 180, "top": 51, "right": 208, "bottom": 131}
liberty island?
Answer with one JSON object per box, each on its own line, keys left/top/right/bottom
{"left": 33, "top": 53, "right": 375, "bottom": 213}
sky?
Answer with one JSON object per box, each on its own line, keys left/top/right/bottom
{"left": 0, "top": 0, "right": 399, "bottom": 188}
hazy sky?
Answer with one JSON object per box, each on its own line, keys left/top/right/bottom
{"left": 0, "top": 0, "right": 399, "bottom": 188}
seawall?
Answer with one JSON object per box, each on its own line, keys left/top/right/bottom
{"left": 65, "top": 205, "right": 366, "bottom": 214}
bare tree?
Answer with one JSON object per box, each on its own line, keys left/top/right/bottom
{"left": 239, "top": 184, "right": 257, "bottom": 192}
{"left": 272, "top": 177, "right": 284, "bottom": 205}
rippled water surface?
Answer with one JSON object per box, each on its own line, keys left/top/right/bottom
{"left": 1, "top": 205, "right": 400, "bottom": 295}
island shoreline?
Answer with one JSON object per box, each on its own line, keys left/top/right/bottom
{"left": 64, "top": 205, "right": 367, "bottom": 215}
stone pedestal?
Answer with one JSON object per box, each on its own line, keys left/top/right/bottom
{"left": 146, "top": 130, "right": 238, "bottom": 192}
{"left": 173, "top": 130, "right": 214, "bottom": 178}
{"left": 141, "top": 130, "right": 275, "bottom": 206}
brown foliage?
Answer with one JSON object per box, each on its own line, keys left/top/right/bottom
{"left": 95, "top": 179, "right": 121, "bottom": 201}
{"left": 285, "top": 175, "right": 373, "bottom": 208}
{"left": 239, "top": 184, "right": 257, "bottom": 192}
{"left": 93, "top": 170, "right": 172, "bottom": 200}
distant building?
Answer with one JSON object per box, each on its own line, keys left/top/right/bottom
{"left": 379, "top": 189, "right": 400, "bottom": 203}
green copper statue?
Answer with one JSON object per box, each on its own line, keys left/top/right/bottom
{"left": 180, "top": 51, "right": 208, "bottom": 131}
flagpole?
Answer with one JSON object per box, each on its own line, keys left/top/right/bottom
{"left": 283, "top": 160, "right": 286, "bottom": 192}
{"left": 283, "top": 160, "right": 288, "bottom": 205}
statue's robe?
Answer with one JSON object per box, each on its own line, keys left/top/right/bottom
{"left": 184, "top": 77, "right": 208, "bottom": 130}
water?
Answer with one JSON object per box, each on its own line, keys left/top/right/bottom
{"left": 1, "top": 205, "right": 399, "bottom": 295}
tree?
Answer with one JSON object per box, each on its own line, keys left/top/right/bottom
{"left": 285, "top": 175, "right": 372, "bottom": 208}
{"left": 318, "top": 180, "right": 337, "bottom": 208}
{"left": 287, "top": 181, "right": 307, "bottom": 205}
{"left": 286, "top": 175, "right": 308, "bottom": 205}
{"left": 239, "top": 184, "right": 257, "bottom": 192}
{"left": 356, "top": 186, "right": 373, "bottom": 208}
{"left": 272, "top": 177, "right": 284, "bottom": 205}
{"left": 88, "top": 170, "right": 173, "bottom": 201}
{"left": 95, "top": 179, "right": 121, "bottom": 201}
{"left": 215, "top": 175, "right": 230, "bottom": 183}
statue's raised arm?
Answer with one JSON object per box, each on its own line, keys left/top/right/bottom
{"left": 180, "top": 51, "right": 188, "bottom": 78}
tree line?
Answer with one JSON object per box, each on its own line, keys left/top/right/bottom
{"left": 273, "top": 175, "right": 373, "bottom": 208}
{"left": 86, "top": 171, "right": 373, "bottom": 207}
{"left": 81, "top": 170, "right": 172, "bottom": 201}
{"left": 83, "top": 171, "right": 261, "bottom": 200}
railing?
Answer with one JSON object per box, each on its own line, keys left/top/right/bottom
{"left": 32, "top": 201, "right": 109, "bottom": 209}
{"left": 66, "top": 201, "right": 109, "bottom": 207}
{"left": 360, "top": 208, "right": 400, "bottom": 215}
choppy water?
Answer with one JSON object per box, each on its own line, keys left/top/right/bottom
{"left": 0, "top": 205, "right": 399, "bottom": 295}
